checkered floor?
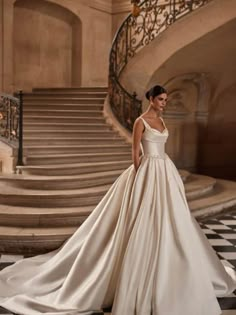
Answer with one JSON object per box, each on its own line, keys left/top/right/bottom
{"left": 0, "top": 209, "right": 236, "bottom": 314}
{"left": 198, "top": 208, "right": 236, "bottom": 311}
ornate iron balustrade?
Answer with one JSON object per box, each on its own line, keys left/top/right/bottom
{"left": 0, "top": 91, "right": 24, "bottom": 166}
{"left": 109, "top": 0, "right": 212, "bottom": 131}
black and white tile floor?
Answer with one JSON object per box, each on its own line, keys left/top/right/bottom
{"left": 198, "top": 208, "right": 236, "bottom": 314}
{"left": 1, "top": 209, "right": 236, "bottom": 315}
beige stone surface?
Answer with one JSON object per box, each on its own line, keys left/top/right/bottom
{"left": 2, "top": 0, "right": 15, "bottom": 93}
{"left": 0, "top": 141, "right": 17, "bottom": 173}
{"left": 0, "top": 0, "right": 115, "bottom": 92}
{"left": 121, "top": 0, "right": 236, "bottom": 98}
{"left": 14, "top": 1, "right": 77, "bottom": 90}
{"left": 116, "top": 0, "right": 236, "bottom": 178}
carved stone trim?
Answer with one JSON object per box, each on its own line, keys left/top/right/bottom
{"left": 87, "top": 0, "right": 130, "bottom": 14}
{"left": 88, "top": 0, "right": 112, "bottom": 13}
{"left": 164, "top": 72, "right": 211, "bottom": 123}
{"left": 112, "top": 0, "right": 131, "bottom": 13}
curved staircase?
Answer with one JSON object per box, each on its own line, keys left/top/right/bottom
{"left": 0, "top": 87, "right": 236, "bottom": 255}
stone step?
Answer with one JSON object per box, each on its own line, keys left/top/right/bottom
{"left": 23, "top": 98, "right": 104, "bottom": 104}
{"left": 23, "top": 130, "right": 121, "bottom": 138}
{"left": 185, "top": 174, "right": 216, "bottom": 200}
{"left": 24, "top": 144, "right": 131, "bottom": 155}
{"left": 32, "top": 87, "right": 108, "bottom": 93}
{"left": 179, "top": 169, "right": 190, "bottom": 182}
{"left": 23, "top": 126, "right": 118, "bottom": 136}
{"left": 1, "top": 178, "right": 236, "bottom": 254}
{"left": 0, "top": 170, "right": 214, "bottom": 197}
{"left": 189, "top": 179, "right": 236, "bottom": 218}
{"left": 23, "top": 117, "right": 111, "bottom": 127}
{"left": 24, "top": 92, "right": 107, "bottom": 98}
{"left": 0, "top": 182, "right": 111, "bottom": 207}
{"left": 24, "top": 103, "right": 103, "bottom": 110}
{"left": 24, "top": 117, "right": 105, "bottom": 126}
{"left": 17, "top": 160, "right": 133, "bottom": 176}
{"left": 23, "top": 109, "right": 106, "bottom": 118}
{"left": 24, "top": 117, "right": 106, "bottom": 124}
{"left": 24, "top": 138, "right": 126, "bottom": 146}
{"left": 0, "top": 205, "right": 94, "bottom": 227}
{"left": 0, "top": 225, "right": 78, "bottom": 254}
{"left": 23, "top": 105, "right": 104, "bottom": 113}
{"left": 26, "top": 152, "right": 132, "bottom": 165}
{"left": 0, "top": 169, "right": 123, "bottom": 190}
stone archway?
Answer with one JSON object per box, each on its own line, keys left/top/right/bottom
{"left": 13, "top": 0, "right": 82, "bottom": 91}
{"left": 161, "top": 73, "right": 211, "bottom": 171}
{"left": 143, "top": 73, "right": 211, "bottom": 171}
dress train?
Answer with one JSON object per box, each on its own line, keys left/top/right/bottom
{"left": 0, "top": 117, "right": 235, "bottom": 315}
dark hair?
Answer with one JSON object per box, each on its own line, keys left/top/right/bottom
{"left": 145, "top": 85, "right": 167, "bottom": 100}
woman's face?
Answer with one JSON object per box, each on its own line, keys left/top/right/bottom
{"left": 150, "top": 93, "right": 167, "bottom": 112}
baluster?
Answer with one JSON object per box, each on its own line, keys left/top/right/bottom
{"left": 16, "top": 90, "right": 24, "bottom": 167}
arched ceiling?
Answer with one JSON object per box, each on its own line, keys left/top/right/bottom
{"left": 150, "top": 18, "right": 236, "bottom": 105}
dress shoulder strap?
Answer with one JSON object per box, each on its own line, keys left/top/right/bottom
{"left": 140, "top": 117, "right": 149, "bottom": 128}
{"left": 160, "top": 116, "right": 167, "bottom": 129}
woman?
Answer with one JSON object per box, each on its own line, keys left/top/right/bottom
{"left": 0, "top": 85, "right": 235, "bottom": 315}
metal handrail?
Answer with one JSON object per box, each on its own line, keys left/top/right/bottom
{"left": 108, "top": 0, "right": 212, "bottom": 131}
{"left": 0, "top": 90, "right": 24, "bottom": 166}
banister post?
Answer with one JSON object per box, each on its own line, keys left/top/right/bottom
{"left": 16, "top": 90, "right": 24, "bottom": 167}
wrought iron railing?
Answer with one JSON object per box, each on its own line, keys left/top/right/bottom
{"left": 0, "top": 91, "right": 24, "bottom": 166}
{"left": 109, "top": 0, "right": 212, "bottom": 131}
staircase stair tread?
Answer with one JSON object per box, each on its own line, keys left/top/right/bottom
{"left": 24, "top": 92, "right": 107, "bottom": 95}
{"left": 0, "top": 172, "right": 218, "bottom": 196}
{"left": 24, "top": 97, "right": 105, "bottom": 101}
{"left": 24, "top": 137, "right": 124, "bottom": 141}
{"left": 24, "top": 144, "right": 130, "bottom": 149}
{"left": 1, "top": 179, "right": 236, "bottom": 237}
{"left": 0, "top": 181, "right": 111, "bottom": 195}
{"left": 24, "top": 109, "right": 103, "bottom": 113}
{"left": 184, "top": 174, "right": 216, "bottom": 192}
{"left": 189, "top": 179, "right": 236, "bottom": 211}
{"left": 24, "top": 110, "right": 104, "bottom": 114}
{"left": 26, "top": 152, "right": 131, "bottom": 158}
{"left": 24, "top": 134, "right": 121, "bottom": 137}
{"left": 33, "top": 86, "right": 107, "bottom": 90}
{"left": 24, "top": 120, "right": 108, "bottom": 125}
{"left": 0, "top": 204, "right": 94, "bottom": 215}
{"left": 23, "top": 103, "right": 104, "bottom": 106}
{"left": 24, "top": 126, "right": 116, "bottom": 132}
{"left": 0, "top": 225, "right": 77, "bottom": 237}
{"left": 179, "top": 169, "right": 190, "bottom": 180}
{"left": 0, "top": 169, "right": 123, "bottom": 182}
{"left": 17, "top": 160, "right": 132, "bottom": 170}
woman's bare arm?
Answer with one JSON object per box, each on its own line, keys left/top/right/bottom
{"left": 132, "top": 118, "right": 144, "bottom": 172}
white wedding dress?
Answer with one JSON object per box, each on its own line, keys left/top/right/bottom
{"left": 0, "top": 117, "right": 236, "bottom": 315}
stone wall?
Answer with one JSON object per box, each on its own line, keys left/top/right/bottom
{"left": 0, "top": 0, "right": 124, "bottom": 92}
{"left": 201, "top": 83, "right": 236, "bottom": 180}
{"left": 0, "top": 0, "right": 132, "bottom": 92}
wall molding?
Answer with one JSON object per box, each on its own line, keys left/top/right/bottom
{"left": 112, "top": 0, "right": 131, "bottom": 13}
{"left": 88, "top": 0, "right": 130, "bottom": 14}
{"left": 88, "top": 0, "right": 112, "bottom": 13}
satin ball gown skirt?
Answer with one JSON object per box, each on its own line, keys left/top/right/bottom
{"left": 0, "top": 117, "right": 235, "bottom": 315}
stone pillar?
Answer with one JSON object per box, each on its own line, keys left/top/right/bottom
{"left": 2, "top": 0, "right": 14, "bottom": 93}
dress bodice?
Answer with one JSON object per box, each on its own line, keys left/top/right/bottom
{"left": 140, "top": 117, "right": 169, "bottom": 159}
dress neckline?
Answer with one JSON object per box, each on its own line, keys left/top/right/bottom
{"left": 141, "top": 116, "right": 167, "bottom": 134}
